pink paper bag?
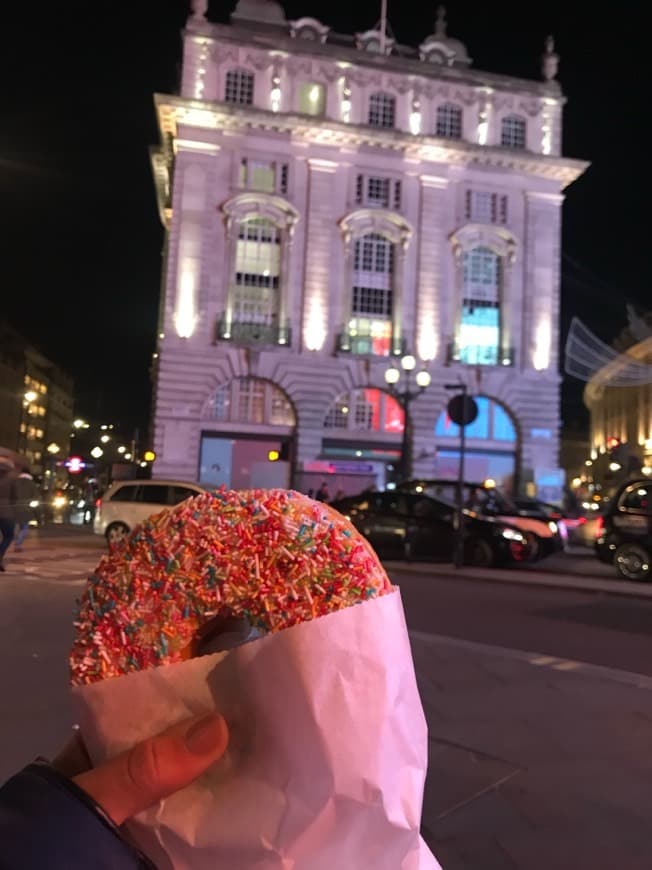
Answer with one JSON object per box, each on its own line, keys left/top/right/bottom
{"left": 72, "top": 590, "right": 441, "bottom": 869}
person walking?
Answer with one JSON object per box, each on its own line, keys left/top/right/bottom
{"left": 13, "top": 466, "right": 38, "bottom": 551}
{"left": 315, "top": 482, "right": 330, "bottom": 503}
{"left": 0, "top": 458, "right": 17, "bottom": 572}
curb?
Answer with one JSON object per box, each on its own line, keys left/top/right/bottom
{"left": 385, "top": 560, "right": 652, "bottom": 600}
{"left": 410, "top": 630, "right": 652, "bottom": 691}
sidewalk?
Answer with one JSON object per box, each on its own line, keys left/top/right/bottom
{"left": 414, "top": 632, "right": 652, "bottom": 869}
{"left": 387, "top": 559, "right": 652, "bottom": 599}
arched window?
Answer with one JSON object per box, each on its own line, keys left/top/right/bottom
{"left": 458, "top": 247, "right": 502, "bottom": 365}
{"left": 209, "top": 377, "right": 295, "bottom": 426}
{"left": 224, "top": 68, "right": 254, "bottom": 105}
{"left": 348, "top": 233, "right": 394, "bottom": 356}
{"left": 436, "top": 103, "right": 463, "bottom": 139}
{"left": 501, "top": 115, "right": 526, "bottom": 150}
{"left": 368, "top": 92, "right": 396, "bottom": 128}
{"left": 435, "top": 396, "right": 515, "bottom": 442}
{"left": 324, "top": 388, "right": 404, "bottom": 433}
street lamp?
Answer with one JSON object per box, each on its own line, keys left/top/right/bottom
{"left": 24, "top": 390, "right": 38, "bottom": 404}
{"left": 90, "top": 446, "right": 103, "bottom": 459}
{"left": 384, "top": 354, "right": 432, "bottom": 482}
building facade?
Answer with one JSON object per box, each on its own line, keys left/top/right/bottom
{"left": 150, "top": 1, "right": 587, "bottom": 495}
{"left": 0, "top": 321, "right": 74, "bottom": 474}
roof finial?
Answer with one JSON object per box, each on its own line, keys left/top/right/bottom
{"left": 542, "top": 34, "right": 559, "bottom": 81}
{"left": 190, "top": 0, "right": 208, "bottom": 20}
{"left": 435, "top": 5, "right": 447, "bottom": 37}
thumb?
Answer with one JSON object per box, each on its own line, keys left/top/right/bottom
{"left": 74, "top": 712, "right": 228, "bottom": 826}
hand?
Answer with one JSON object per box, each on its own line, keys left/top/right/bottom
{"left": 53, "top": 713, "right": 228, "bottom": 827}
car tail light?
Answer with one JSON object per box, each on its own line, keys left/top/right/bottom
{"left": 595, "top": 515, "right": 604, "bottom": 537}
{"left": 95, "top": 498, "right": 102, "bottom": 509}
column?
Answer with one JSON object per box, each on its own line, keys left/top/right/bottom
{"left": 415, "top": 175, "right": 449, "bottom": 362}
{"left": 302, "top": 159, "right": 338, "bottom": 353}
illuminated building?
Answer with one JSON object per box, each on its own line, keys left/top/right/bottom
{"left": 150, "top": 1, "right": 587, "bottom": 492}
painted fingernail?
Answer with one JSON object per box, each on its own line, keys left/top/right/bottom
{"left": 185, "top": 713, "right": 225, "bottom": 755}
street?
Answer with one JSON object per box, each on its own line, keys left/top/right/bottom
{"left": 2, "top": 529, "right": 652, "bottom": 867}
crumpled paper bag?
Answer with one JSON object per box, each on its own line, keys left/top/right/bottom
{"left": 72, "top": 590, "right": 441, "bottom": 869}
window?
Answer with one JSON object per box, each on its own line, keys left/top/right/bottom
{"left": 354, "top": 174, "right": 401, "bottom": 209}
{"left": 209, "top": 377, "right": 295, "bottom": 426}
{"left": 324, "top": 388, "right": 404, "bottom": 432}
{"left": 435, "top": 397, "right": 516, "bottom": 443}
{"left": 298, "top": 82, "right": 326, "bottom": 116}
{"left": 239, "top": 159, "right": 289, "bottom": 195}
{"left": 436, "top": 103, "right": 463, "bottom": 139}
{"left": 108, "top": 484, "right": 140, "bottom": 503}
{"left": 349, "top": 233, "right": 393, "bottom": 356}
{"left": 138, "top": 485, "right": 170, "bottom": 505}
{"left": 233, "top": 218, "right": 281, "bottom": 325}
{"left": 368, "top": 92, "right": 395, "bottom": 128}
{"left": 501, "top": 115, "right": 526, "bottom": 150}
{"left": 465, "top": 191, "right": 508, "bottom": 225}
{"left": 170, "top": 486, "right": 200, "bottom": 505}
{"left": 224, "top": 69, "right": 254, "bottom": 105}
{"left": 459, "top": 247, "right": 501, "bottom": 365}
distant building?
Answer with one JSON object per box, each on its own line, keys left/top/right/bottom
{"left": 150, "top": 1, "right": 587, "bottom": 494}
{"left": 0, "top": 321, "right": 74, "bottom": 475}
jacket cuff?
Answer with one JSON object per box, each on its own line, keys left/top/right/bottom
{"left": 0, "top": 762, "right": 155, "bottom": 869}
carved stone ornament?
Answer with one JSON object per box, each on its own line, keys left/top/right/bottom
{"left": 449, "top": 223, "right": 518, "bottom": 264}
{"left": 289, "top": 17, "right": 330, "bottom": 43}
{"left": 339, "top": 208, "right": 413, "bottom": 250}
{"left": 190, "top": 0, "right": 208, "bottom": 20}
{"left": 221, "top": 192, "right": 300, "bottom": 237}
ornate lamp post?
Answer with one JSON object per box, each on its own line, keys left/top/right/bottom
{"left": 384, "top": 354, "right": 431, "bottom": 482}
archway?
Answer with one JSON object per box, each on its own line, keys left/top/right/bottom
{"left": 200, "top": 377, "right": 296, "bottom": 490}
{"left": 433, "top": 395, "right": 519, "bottom": 491}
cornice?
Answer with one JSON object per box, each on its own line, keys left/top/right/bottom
{"left": 154, "top": 93, "right": 589, "bottom": 189}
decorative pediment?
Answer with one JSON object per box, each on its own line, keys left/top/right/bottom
{"left": 355, "top": 29, "right": 394, "bottom": 55}
{"left": 221, "top": 192, "right": 299, "bottom": 235}
{"left": 289, "top": 17, "right": 330, "bottom": 43}
{"left": 449, "top": 224, "right": 518, "bottom": 262}
{"left": 339, "top": 208, "right": 413, "bottom": 249}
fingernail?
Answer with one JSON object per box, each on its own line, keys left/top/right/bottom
{"left": 185, "top": 713, "right": 225, "bottom": 755}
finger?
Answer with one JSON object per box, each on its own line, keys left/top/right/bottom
{"left": 74, "top": 712, "right": 228, "bottom": 826}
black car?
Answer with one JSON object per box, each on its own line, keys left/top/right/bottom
{"left": 399, "top": 480, "right": 564, "bottom": 560}
{"left": 595, "top": 479, "right": 652, "bottom": 581}
{"left": 331, "top": 490, "right": 532, "bottom": 567}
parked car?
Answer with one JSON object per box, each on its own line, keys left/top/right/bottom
{"left": 94, "top": 480, "right": 206, "bottom": 546}
{"left": 400, "top": 480, "right": 564, "bottom": 561}
{"left": 595, "top": 479, "right": 652, "bottom": 581}
{"left": 331, "top": 491, "right": 533, "bottom": 567}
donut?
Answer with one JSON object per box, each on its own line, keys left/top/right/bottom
{"left": 70, "top": 488, "right": 392, "bottom": 685}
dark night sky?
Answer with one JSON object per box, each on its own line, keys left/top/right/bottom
{"left": 1, "top": 1, "right": 648, "bottom": 433}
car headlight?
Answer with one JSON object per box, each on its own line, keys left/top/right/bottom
{"left": 548, "top": 521, "right": 558, "bottom": 534}
{"left": 29, "top": 500, "right": 39, "bottom": 508}
{"left": 53, "top": 496, "right": 67, "bottom": 509}
{"left": 502, "top": 528, "right": 525, "bottom": 542}
{"left": 77, "top": 500, "right": 85, "bottom": 508}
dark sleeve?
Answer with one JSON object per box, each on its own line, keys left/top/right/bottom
{"left": 0, "top": 763, "right": 155, "bottom": 870}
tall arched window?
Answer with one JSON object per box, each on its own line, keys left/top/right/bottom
{"left": 459, "top": 247, "right": 501, "bottom": 365}
{"left": 349, "top": 233, "right": 394, "bottom": 356}
{"left": 368, "top": 92, "right": 396, "bottom": 128}
{"left": 224, "top": 68, "right": 254, "bottom": 105}
{"left": 436, "top": 103, "right": 463, "bottom": 139}
{"left": 501, "top": 115, "right": 526, "bottom": 150}
{"left": 209, "top": 377, "right": 295, "bottom": 426}
{"left": 232, "top": 217, "right": 281, "bottom": 328}
{"left": 324, "top": 388, "right": 404, "bottom": 433}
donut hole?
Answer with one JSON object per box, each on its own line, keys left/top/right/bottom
{"left": 193, "top": 614, "right": 265, "bottom": 657}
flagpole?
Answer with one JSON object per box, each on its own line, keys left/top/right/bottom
{"left": 379, "top": 0, "right": 387, "bottom": 53}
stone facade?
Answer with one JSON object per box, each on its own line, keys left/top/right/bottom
{"left": 150, "top": 1, "right": 587, "bottom": 495}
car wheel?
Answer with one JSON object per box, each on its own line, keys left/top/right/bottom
{"left": 524, "top": 532, "right": 540, "bottom": 560}
{"left": 614, "top": 543, "right": 651, "bottom": 582}
{"left": 106, "top": 521, "right": 130, "bottom": 548}
{"left": 465, "top": 537, "right": 494, "bottom": 568}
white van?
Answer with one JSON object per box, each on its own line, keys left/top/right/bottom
{"left": 94, "top": 480, "right": 206, "bottom": 545}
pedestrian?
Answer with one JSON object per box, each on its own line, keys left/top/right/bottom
{"left": 307, "top": 488, "right": 314, "bottom": 499}
{"left": 0, "top": 458, "right": 17, "bottom": 572}
{"left": 315, "top": 482, "right": 330, "bottom": 502}
{"left": 13, "top": 465, "right": 38, "bottom": 552}
{"left": 0, "top": 711, "right": 228, "bottom": 868}
{"left": 333, "top": 489, "right": 345, "bottom": 503}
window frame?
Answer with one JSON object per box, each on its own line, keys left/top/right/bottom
{"left": 500, "top": 114, "right": 527, "bottom": 150}
{"left": 368, "top": 91, "right": 396, "bottom": 129}
{"left": 436, "top": 102, "right": 463, "bottom": 139}
{"left": 210, "top": 378, "right": 295, "bottom": 427}
{"left": 224, "top": 68, "right": 255, "bottom": 106}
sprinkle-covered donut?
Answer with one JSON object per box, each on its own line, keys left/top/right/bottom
{"left": 70, "top": 489, "right": 392, "bottom": 685}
